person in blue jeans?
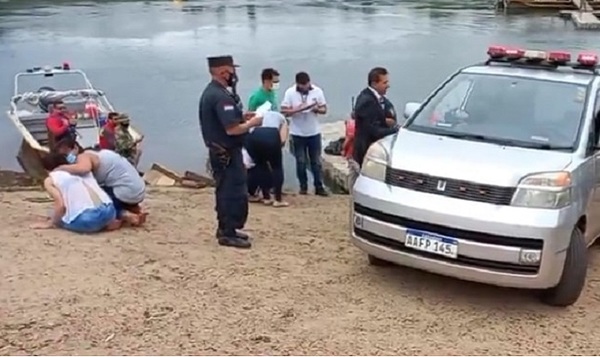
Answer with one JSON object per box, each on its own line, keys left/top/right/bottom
{"left": 30, "top": 152, "right": 120, "bottom": 233}
{"left": 280, "top": 71, "right": 329, "bottom": 196}
{"left": 245, "top": 111, "right": 289, "bottom": 206}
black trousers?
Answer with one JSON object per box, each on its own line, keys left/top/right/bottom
{"left": 209, "top": 147, "right": 248, "bottom": 235}
{"left": 245, "top": 127, "right": 284, "bottom": 201}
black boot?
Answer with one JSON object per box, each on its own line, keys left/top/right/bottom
{"left": 315, "top": 187, "right": 329, "bottom": 197}
{"left": 218, "top": 235, "right": 251, "bottom": 249}
{"left": 215, "top": 229, "right": 250, "bottom": 240}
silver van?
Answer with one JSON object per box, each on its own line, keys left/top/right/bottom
{"left": 351, "top": 47, "right": 600, "bottom": 306}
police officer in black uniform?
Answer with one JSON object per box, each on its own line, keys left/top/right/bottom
{"left": 199, "top": 55, "right": 263, "bottom": 249}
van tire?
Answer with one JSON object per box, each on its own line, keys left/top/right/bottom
{"left": 540, "top": 227, "right": 587, "bottom": 307}
{"left": 368, "top": 254, "right": 391, "bottom": 266}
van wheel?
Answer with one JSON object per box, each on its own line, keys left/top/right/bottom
{"left": 540, "top": 227, "right": 587, "bottom": 307}
{"left": 368, "top": 254, "right": 391, "bottom": 266}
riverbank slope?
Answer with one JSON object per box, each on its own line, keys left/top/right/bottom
{"left": 2, "top": 187, "right": 600, "bottom": 355}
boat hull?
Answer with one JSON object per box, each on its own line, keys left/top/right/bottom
{"left": 16, "top": 139, "right": 47, "bottom": 184}
{"left": 8, "top": 110, "right": 143, "bottom": 182}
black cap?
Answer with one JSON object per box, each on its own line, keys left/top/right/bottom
{"left": 207, "top": 55, "right": 239, "bottom": 68}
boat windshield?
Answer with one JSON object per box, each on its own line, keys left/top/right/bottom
{"left": 14, "top": 71, "right": 90, "bottom": 96}
{"left": 404, "top": 72, "right": 588, "bottom": 151}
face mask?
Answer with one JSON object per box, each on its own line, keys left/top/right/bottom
{"left": 66, "top": 152, "right": 77, "bottom": 164}
{"left": 226, "top": 71, "right": 238, "bottom": 88}
{"left": 272, "top": 82, "right": 280, "bottom": 90}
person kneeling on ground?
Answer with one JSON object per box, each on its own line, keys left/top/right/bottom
{"left": 53, "top": 137, "right": 147, "bottom": 226}
{"left": 243, "top": 147, "right": 261, "bottom": 202}
{"left": 31, "top": 152, "right": 120, "bottom": 233}
{"left": 245, "top": 110, "right": 289, "bottom": 207}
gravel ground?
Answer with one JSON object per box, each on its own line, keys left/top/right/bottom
{"left": 2, "top": 187, "right": 600, "bottom": 355}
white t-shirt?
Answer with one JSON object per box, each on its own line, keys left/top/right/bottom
{"left": 49, "top": 171, "right": 112, "bottom": 224}
{"left": 261, "top": 111, "right": 285, "bottom": 129}
{"left": 249, "top": 111, "right": 285, "bottom": 134}
{"left": 281, "top": 85, "right": 326, "bottom": 137}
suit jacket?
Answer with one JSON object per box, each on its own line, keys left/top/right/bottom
{"left": 352, "top": 87, "right": 398, "bottom": 166}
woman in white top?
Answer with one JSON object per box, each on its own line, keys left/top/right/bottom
{"left": 245, "top": 111, "right": 289, "bottom": 207}
{"left": 30, "top": 153, "right": 119, "bottom": 233}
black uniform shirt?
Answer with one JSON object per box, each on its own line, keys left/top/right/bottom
{"left": 199, "top": 80, "right": 245, "bottom": 149}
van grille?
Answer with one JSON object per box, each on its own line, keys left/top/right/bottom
{"left": 354, "top": 203, "right": 543, "bottom": 250}
{"left": 354, "top": 228, "right": 539, "bottom": 274}
{"left": 385, "top": 167, "right": 516, "bottom": 205}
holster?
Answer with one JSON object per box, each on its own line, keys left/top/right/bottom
{"left": 208, "top": 142, "right": 231, "bottom": 167}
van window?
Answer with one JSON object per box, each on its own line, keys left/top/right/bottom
{"left": 406, "top": 72, "right": 587, "bottom": 150}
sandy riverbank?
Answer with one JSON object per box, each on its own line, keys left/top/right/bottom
{"left": 2, "top": 187, "right": 600, "bottom": 355}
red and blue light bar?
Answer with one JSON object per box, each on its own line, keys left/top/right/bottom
{"left": 487, "top": 45, "right": 598, "bottom": 67}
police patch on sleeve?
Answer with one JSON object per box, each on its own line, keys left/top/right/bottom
{"left": 223, "top": 103, "right": 235, "bottom": 111}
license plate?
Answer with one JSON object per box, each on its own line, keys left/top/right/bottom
{"left": 404, "top": 229, "right": 458, "bottom": 259}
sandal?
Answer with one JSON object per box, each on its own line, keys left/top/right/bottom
{"left": 273, "top": 201, "right": 289, "bottom": 207}
{"left": 262, "top": 199, "right": 274, "bottom": 205}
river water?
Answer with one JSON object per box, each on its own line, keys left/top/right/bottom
{"left": 1, "top": 0, "right": 599, "bottom": 184}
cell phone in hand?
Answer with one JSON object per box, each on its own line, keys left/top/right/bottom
{"left": 302, "top": 102, "right": 318, "bottom": 112}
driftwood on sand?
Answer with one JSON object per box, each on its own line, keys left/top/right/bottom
{"left": 142, "top": 163, "right": 214, "bottom": 189}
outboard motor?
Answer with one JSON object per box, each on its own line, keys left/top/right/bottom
{"left": 37, "top": 86, "right": 56, "bottom": 113}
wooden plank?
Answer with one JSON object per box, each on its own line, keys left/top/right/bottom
{"left": 570, "top": 10, "right": 600, "bottom": 29}
{"left": 183, "top": 170, "right": 214, "bottom": 187}
{"left": 560, "top": 9, "right": 600, "bottom": 14}
{"left": 148, "top": 163, "right": 182, "bottom": 182}
{"left": 574, "top": 0, "right": 596, "bottom": 11}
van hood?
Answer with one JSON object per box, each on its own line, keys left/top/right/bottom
{"left": 387, "top": 129, "right": 573, "bottom": 187}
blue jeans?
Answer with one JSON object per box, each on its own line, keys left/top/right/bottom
{"left": 102, "top": 186, "right": 141, "bottom": 219}
{"left": 62, "top": 203, "right": 116, "bottom": 233}
{"left": 291, "top": 134, "right": 324, "bottom": 191}
{"left": 247, "top": 166, "right": 260, "bottom": 196}
{"left": 246, "top": 127, "right": 284, "bottom": 201}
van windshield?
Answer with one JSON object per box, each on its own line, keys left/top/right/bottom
{"left": 405, "top": 72, "right": 588, "bottom": 151}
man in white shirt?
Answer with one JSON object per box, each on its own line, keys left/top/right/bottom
{"left": 281, "top": 72, "right": 328, "bottom": 196}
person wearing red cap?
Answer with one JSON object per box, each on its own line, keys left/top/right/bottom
{"left": 198, "top": 55, "right": 263, "bottom": 249}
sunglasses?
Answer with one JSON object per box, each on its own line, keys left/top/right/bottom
{"left": 56, "top": 106, "right": 67, "bottom": 111}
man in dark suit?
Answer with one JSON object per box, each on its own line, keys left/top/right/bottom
{"left": 352, "top": 67, "right": 399, "bottom": 167}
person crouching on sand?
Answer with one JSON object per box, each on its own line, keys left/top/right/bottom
{"left": 52, "top": 137, "right": 147, "bottom": 227}
{"left": 244, "top": 111, "right": 289, "bottom": 207}
{"left": 30, "top": 152, "right": 121, "bottom": 233}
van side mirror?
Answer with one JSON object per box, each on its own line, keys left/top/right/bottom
{"left": 403, "top": 102, "right": 421, "bottom": 120}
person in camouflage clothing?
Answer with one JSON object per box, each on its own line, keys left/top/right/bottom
{"left": 114, "top": 113, "right": 143, "bottom": 166}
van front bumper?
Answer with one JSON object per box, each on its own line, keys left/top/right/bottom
{"left": 351, "top": 176, "right": 575, "bottom": 290}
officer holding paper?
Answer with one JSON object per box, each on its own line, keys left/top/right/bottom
{"left": 198, "top": 55, "right": 262, "bottom": 249}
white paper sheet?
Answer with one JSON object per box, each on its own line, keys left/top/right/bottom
{"left": 255, "top": 101, "right": 272, "bottom": 116}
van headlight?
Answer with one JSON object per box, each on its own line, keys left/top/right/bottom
{"left": 360, "top": 142, "right": 389, "bottom": 182}
{"left": 511, "top": 171, "right": 572, "bottom": 209}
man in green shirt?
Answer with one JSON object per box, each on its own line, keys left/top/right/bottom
{"left": 248, "top": 68, "right": 280, "bottom": 111}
